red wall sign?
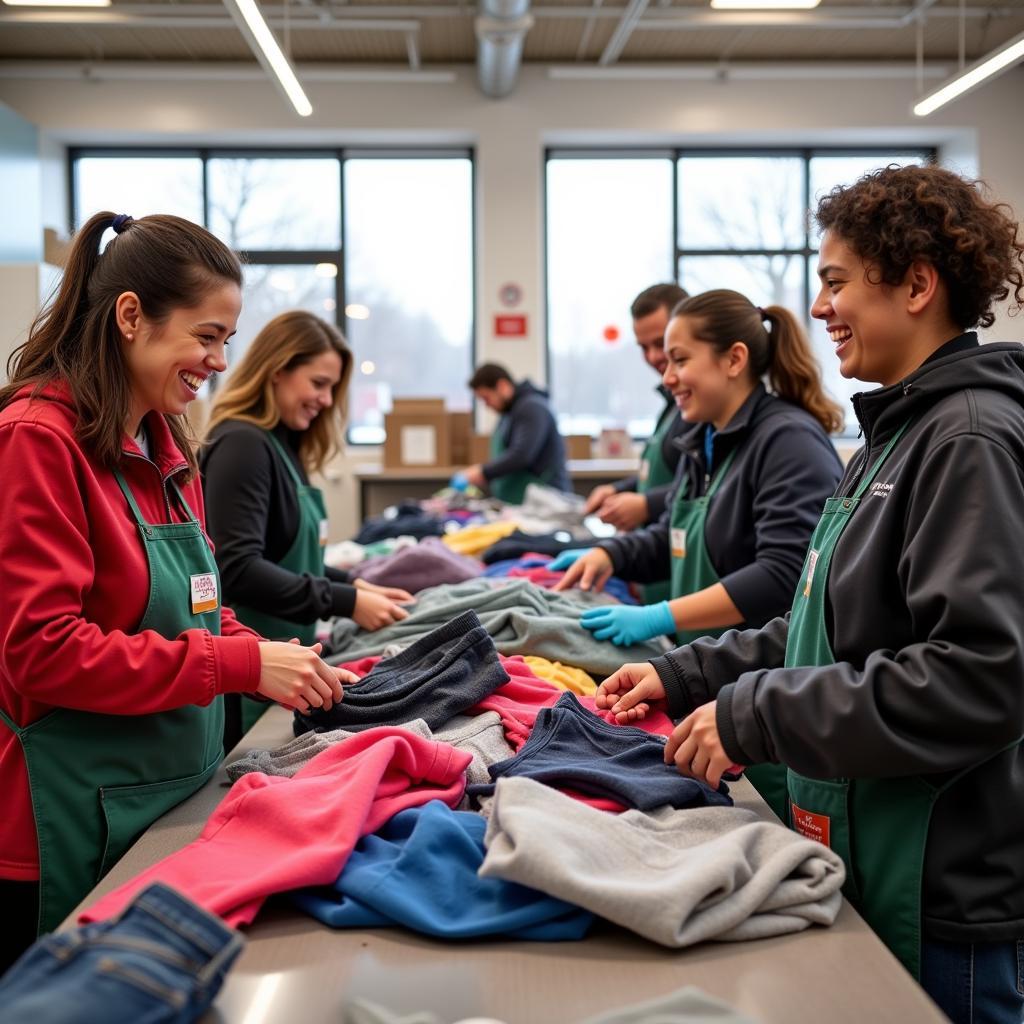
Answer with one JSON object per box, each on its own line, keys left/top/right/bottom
{"left": 494, "top": 314, "right": 528, "bottom": 337}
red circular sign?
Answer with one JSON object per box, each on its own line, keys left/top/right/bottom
{"left": 602, "top": 325, "right": 620, "bottom": 343}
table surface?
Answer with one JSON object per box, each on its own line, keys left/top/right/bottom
{"left": 68, "top": 707, "right": 947, "bottom": 1024}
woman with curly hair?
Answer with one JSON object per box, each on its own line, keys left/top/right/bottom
{"left": 595, "top": 164, "right": 1024, "bottom": 1024}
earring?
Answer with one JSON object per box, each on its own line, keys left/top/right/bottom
{"left": 125, "top": 332, "right": 134, "bottom": 341}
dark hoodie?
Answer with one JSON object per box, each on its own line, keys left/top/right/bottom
{"left": 482, "top": 380, "right": 571, "bottom": 494}
{"left": 652, "top": 335, "right": 1024, "bottom": 942}
{"left": 597, "top": 384, "right": 842, "bottom": 624}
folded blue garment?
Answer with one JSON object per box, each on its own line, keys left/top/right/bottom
{"left": 291, "top": 800, "right": 593, "bottom": 941}
{"left": 467, "top": 691, "right": 732, "bottom": 810}
{"left": 482, "top": 555, "right": 638, "bottom": 605}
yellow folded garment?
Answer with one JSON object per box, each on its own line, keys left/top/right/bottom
{"left": 442, "top": 521, "right": 518, "bottom": 558}
{"left": 523, "top": 656, "right": 597, "bottom": 696}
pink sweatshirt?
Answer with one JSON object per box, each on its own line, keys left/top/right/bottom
{"left": 81, "top": 727, "right": 471, "bottom": 926}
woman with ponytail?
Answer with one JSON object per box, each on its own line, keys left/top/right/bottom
{"left": 555, "top": 288, "right": 842, "bottom": 665}
{"left": 0, "top": 212, "right": 353, "bottom": 966}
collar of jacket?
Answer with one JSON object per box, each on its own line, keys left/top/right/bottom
{"left": 120, "top": 409, "right": 191, "bottom": 478}
{"left": 851, "top": 334, "right": 1024, "bottom": 447}
{"left": 672, "top": 382, "right": 772, "bottom": 459}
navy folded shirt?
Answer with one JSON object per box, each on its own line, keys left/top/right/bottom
{"left": 467, "top": 691, "right": 732, "bottom": 810}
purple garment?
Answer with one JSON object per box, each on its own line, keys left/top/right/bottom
{"left": 355, "top": 537, "right": 483, "bottom": 594}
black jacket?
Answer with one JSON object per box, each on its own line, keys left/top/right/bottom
{"left": 598, "top": 385, "right": 842, "bottom": 624}
{"left": 200, "top": 420, "right": 356, "bottom": 622}
{"left": 483, "top": 381, "right": 571, "bottom": 494}
{"left": 652, "top": 336, "right": 1024, "bottom": 941}
{"left": 613, "top": 384, "right": 687, "bottom": 523}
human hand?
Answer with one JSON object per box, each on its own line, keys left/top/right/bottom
{"left": 548, "top": 548, "right": 591, "bottom": 572}
{"left": 596, "top": 491, "right": 648, "bottom": 531}
{"left": 257, "top": 640, "right": 345, "bottom": 714}
{"left": 552, "top": 548, "right": 614, "bottom": 592}
{"left": 579, "top": 601, "right": 675, "bottom": 646}
{"left": 353, "top": 578, "right": 415, "bottom": 604}
{"left": 584, "top": 483, "right": 616, "bottom": 515}
{"left": 595, "top": 662, "right": 667, "bottom": 723}
{"left": 353, "top": 589, "right": 410, "bottom": 631}
{"left": 664, "top": 701, "right": 732, "bottom": 789}
{"left": 464, "top": 464, "right": 487, "bottom": 489}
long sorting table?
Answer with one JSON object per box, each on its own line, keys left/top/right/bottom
{"left": 67, "top": 706, "right": 948, "bottom": 1023}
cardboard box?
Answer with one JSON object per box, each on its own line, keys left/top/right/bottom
{"left": 565, "top": 434, "right": 592, "bottom": 460}
{"left": 595, "top": 427, "right": 632, "bottom": 459}
{"left": 470, "top": 432, "right": 491, "bottom": 464}
{"left": 383, "top": 398, "right": 451, "bottom": 468}
{"left": 449, "top": 411, "right": 473, "bottom": 466}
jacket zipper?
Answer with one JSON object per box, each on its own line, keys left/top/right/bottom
{"left": 122, "top": 451, "right": 185, "bottom": 523}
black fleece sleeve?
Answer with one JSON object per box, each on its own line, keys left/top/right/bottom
{"left": 717, "top": 433, "right": 1024, "bottom": 778}
{"left": 642, "top": 483, "right": 673, "bottom": 522}
{"left": 595, "top": 478, "right": 676, "bottom": 584}
{"left": 482, "top": 403, "right": 551, "bottom": 479}
{"left": 719, "top": 422, "right": 840, "bottom": 625}
{"left": 612, "top": 475, "right": 640, "bottom": 494}
{"left": 651, "top": 616, "right": 790, "bottom": 719}
{"left": 203, "top": 430, "right": 357, "bottom": 622}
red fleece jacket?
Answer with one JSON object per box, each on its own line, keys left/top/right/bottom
{"left": 0, "top": 383, "right": 262, "bottom": 881}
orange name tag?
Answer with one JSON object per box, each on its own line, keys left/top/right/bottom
{"left": 802, "top": 549, "right": 819, "bottom": 598}
{"left": 190, "top": 572, "right": 219, "bottom": 615}
{"left": 791, "top": 802, "right": 831, "bottom": 848}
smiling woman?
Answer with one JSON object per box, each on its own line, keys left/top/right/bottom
{"left": 201, "top": 311, "right": 412, "bottom": 746}
{"left": 0, "top": 212, "right": 352, "bottom": 970}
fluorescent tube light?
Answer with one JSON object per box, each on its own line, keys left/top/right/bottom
{"left": 2, "top": 0, "right": 111, "bottom": 6}
{"left": 221, "top": 0, "right": 312, "bottom": 117}
{"left": 913, "top": 28, "right": 1024, "bottom": 116}
{"left": 711, "top": 0, "right": 820, "bottom": 9}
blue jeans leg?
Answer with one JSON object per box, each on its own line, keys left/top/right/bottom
{"left": 921, "top": 938, "right": 1024, "bottom": 1024}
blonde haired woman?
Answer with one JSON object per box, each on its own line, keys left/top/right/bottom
{"left": 202, "top": 311, "right": 410, "bottom": 743}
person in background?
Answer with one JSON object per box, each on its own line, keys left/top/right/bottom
{"left": 0, "top": 213, "right": 349, "bottom": 969}
{"left": 583, "top": 283, "right": 690, "bottom": 539}
{"left": 202, "top": 311, "right": 411, "bottom": 748}
{"left": 453, "top": 362, "right": 571, "bottom": 504}
{"left": 596, "top": 165, "right": 1024, "bottom": 1023}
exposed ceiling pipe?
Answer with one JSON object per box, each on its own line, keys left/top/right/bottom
{"left": 599, "top": 0, "right": 650, "bottom": 65}
{"left": 475, "top": 0, "right": 533, "bottom": 97}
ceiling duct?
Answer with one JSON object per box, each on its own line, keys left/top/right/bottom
{"left": 476, "top": 0, "right": 534, "bottom": 98}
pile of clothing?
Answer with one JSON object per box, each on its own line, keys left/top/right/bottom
{"left": 77, "top": 611, "right": 845, "bottom": 954}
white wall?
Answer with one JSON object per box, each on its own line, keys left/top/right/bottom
{"left": 1, "top": 65, "right": 1021, "bottom": 536}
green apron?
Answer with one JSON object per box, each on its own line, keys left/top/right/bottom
{"left": 638, "top": 397, "right": 679, "bottom": 606}
{"left": 487, "top": 430, "right": 551, "bottom": 505}
{"left": 0, "top": 466, "right": 224, "bottom": 935}
{"left": 668, "top": 445, "right": 738, "bottom": 646}
{"left": 782, "top": 421, "right": 972, "bottom": 979}
{"left": 229, "top": 430, "right": 329, "bottom": 735}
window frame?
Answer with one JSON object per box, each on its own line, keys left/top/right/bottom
{"left": 69, "top": 145, "right": 477, "bottom": 445}
{"left": 544, "top": 145, "right": 936, "bottom": 438}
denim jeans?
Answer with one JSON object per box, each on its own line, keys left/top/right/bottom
{"left": 0, "top": 883, "right": 244, "bottom": 1023}
{"left": 921, "top": 937, "right": 1024, "bottom": 1024}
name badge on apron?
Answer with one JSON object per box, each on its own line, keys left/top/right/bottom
{"left": 639, "top": 459, "right": 650, "bottom": 485}
{"left": 791, "top": 801, "right": 831, "bottom": 848}
{"left": 190, "top": 572, "right": 219, "bottom": 615}
{"left": 671, "top": 527, "right": 687, "bottom": 559}
{"left": 319, "top": 518, "right": 330, "bottom": 547}
{"left": 803, "top": 549, "right": 820, "bottom": 598}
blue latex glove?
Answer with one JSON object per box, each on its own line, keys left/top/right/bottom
{"left": 579, "top": 601, "right": 675, "bottom": 646}
{"left": 548, "top": 548, "right": 592, "bottom": 572}
{"left": 449, "top": 472, "right": 469, "bottom": 492}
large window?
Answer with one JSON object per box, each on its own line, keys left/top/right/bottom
{"left": 71, "top": 149, "right": 475, "bottom": 443}
{"left": 547, "top": 148, "right": 932, "bottom": 435}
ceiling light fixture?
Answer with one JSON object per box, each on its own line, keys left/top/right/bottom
{"left": 710, "top": 0, "right": 821, "bottom": 9}
{"left": 2, "top": 0, "right": 111, "bottom": 6}
{"left": 221, "top": 0, "right": 312, "bottom": 117}
{"left": 913, "top": 28, "right": 1024, "bottom": 115}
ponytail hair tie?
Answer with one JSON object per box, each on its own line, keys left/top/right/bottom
{"left": 756, "top": 306, "right": 768, "bottom": 320}
{"left": 112, "top": 213, "right": 134, "bottom": 234}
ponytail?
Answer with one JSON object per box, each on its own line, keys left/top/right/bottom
{"left": 671, "top": 289, "right": 845, "bottom": 435}
{"left": 761, "top": 305, "right": 845, "bottom": 434}
{"left": 0, "top": 210, "right": 242, "bottom": 475}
